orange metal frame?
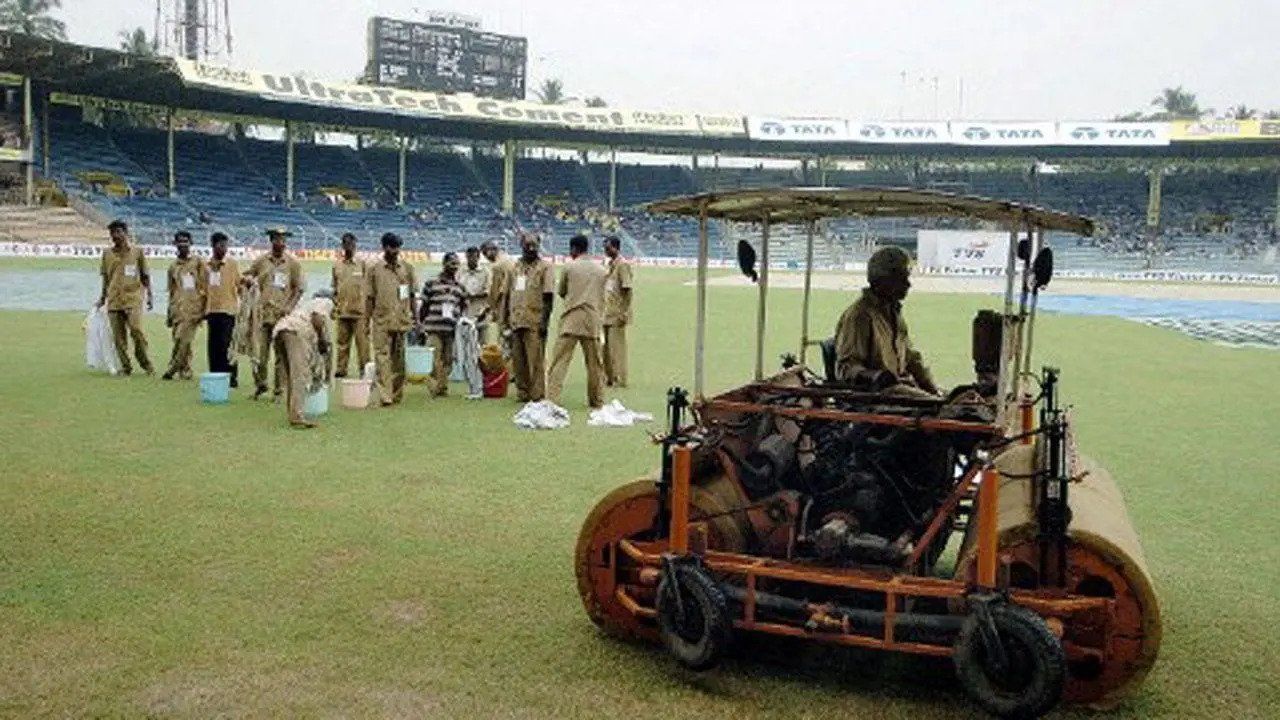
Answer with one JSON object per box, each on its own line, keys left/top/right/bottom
{"left": 628, "top": 432, "right": 1110, "bottom": 660}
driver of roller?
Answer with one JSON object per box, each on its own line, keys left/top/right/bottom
{"left": 834, "top": 246, "right": 940, "bottom": 395}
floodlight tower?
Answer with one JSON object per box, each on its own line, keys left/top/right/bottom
{"left": 155, "top": 0, "right": 234, "bottom": 61}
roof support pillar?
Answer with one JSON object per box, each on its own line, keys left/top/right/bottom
{"left": 694, "top": 204, "right": 709, "bottom": 398}
{"left": 800, "top": 220, "right": 815, "bottom": 364}
{"left": 166, "top": 109, "right": 176, "bottom": 196}
{"left": 23, "top": 77, "right": 33, "bottom": 206}
{"left": 41, "top": 89, "right": 50, "bottom": 179}
{"left": 754, "top": 218, "right": 770, "bottom": 381}
{"left": 398, "top": 136, "right": 407, "bottom": 207}
{"left": 819, "top": 158, "right": 829, "bottom": 187}
{"left": 1145, "top": 166, "right": 1163, "bottom": 269}
{"left": 608, "top": 147, "right": 617, "bottom": 213}
{"left": 1273, "top": 167, "right": 1280, "bottom": 231}
{"left": 285, "top": 121, "right": 295, "bottom": 202}
{"left": 502, "top": 139, "right": 516, "bottom": 216}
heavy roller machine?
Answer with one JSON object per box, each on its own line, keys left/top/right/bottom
{"left": 575, "top": 188, "right": 1160, "bottom": 718}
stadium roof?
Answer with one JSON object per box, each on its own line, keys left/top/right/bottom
{"left": 646, "top": 186, "right": 1095, "bottom": 234}
{"left": 2, "top": 31, "right": 1279, "bottom": 160}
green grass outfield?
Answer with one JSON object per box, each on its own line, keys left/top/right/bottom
{"left": 1, "top": 264, "right": 1277, "bottom": 718}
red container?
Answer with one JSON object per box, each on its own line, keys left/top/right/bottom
{"left": 483, "top": 369, "right": 509, "bottom": 398}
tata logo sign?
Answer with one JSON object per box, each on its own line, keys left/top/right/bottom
{"left": 964, "top": 125, "right": 1045, "bottom": 141}
{"left": 859, "top": 124, "right": 940, "bottom": 141}
{"left": 962, "top": 126, "right": 991, "bottom": 141}
{"left": 1072, "top": 125, "right": 1158, "bottom": 141}
{"left": 758, "top": 120, "right": 840, "bottom": 138}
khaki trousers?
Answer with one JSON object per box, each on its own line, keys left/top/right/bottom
{"left": 274, "top": 331, "right": 311, "bottom": 424}
{"left": 510, "top": 329, "right": 546, "bottom": 403}
{"left": 108, "top": 307, "right": 151, "bottom": 374}
{"left": 252, "top": 322, "right": 285, "bottom": 395}
{"left": 547, "top": 334, "right": 604, "bottom": 409}
{"left": 335, "top": 316, "right": 370, "bottom": 377}
{"left": 602, "top": 324, "right": 628, "bottom": 388}
{"left": 429, "top": 332, "right": 455, "bottom": 397}
{"left": 166, "top": 316, "right": 201, "bottom": 378}
{"left": 372, "top": 327, "right": 407, "bottom": 404}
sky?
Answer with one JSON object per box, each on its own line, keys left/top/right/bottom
{"left": 58, "top": 1, "right": 1280, "bottom": 121}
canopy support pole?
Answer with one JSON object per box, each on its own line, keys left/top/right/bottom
{"left": 397, "top": 136, "right": 407, "bottom": 207}
{"left": 608, "top": 147, "right": 617, "bottom": 213}
{"left": 800, "top": 219, "right": 815, "bottom": 364}
{"left": 1144, "top": 167, "right": 1163, "bottom": 269}
{"left": 995, "top": 224, "right": 1021, "bottom": 429}
{"left": 284, "top": 121, "right": 295, "bottom": 202}
{"left": 1273, "top": 167, "right": 1280, "bottom": 231}
{"left": 41, "top": 90, "right": 50, "bottom": 178}
{"left": 694, "top": 204, "right": 709, "bottom": 398}
{"left": 22, "top": 77, "right": 33, "bottom": 205}
{"left": 166, "top": 109, "right": 176, "bottom": 196}
{"left": 755, "top": 218, "right": 771, "bottom": 381}
{"left": 502, "top": 139, "right": 516, "bottom": 216}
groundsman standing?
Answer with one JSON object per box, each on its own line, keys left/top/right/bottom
{"left": 163, "top": 230, "right": 207, "bottom": 380}
{"left": 245, "top": 227, "right": 304, "bottom": 400}
{"left": 96, "top": 219, "right": 154, "bottom": 376}
{"left": 547, "top": 234, "right": 606, "bottom": 408}
{"left": 601, "top": 235, "right": 633, "bottom": 388}
{"left": 366, "top": 232, "right": 417, "bottom": 406}
{"left": 502, "top": 233, "right": 554, "bottom": 402}
{"left": 332, "top": 232, "right": 370, "bottom": 377}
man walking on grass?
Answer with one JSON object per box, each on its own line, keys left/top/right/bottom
{"left": 96, "top": 219, "right": 154, "bottom": 376}
{"left": 547, "top": 234, "right": 607, "bottom": 409}
{"left": 332, "top": 232, "right": 370, "bottom": 378}
{"left": 366, "top": 232, "right": 417, "bottom": 406}
{"left": 163, "top": 230, "right": 206, "bottom": 380}
{"left": 420, "top": 252, "right": 469, "bottom": 397}
{"left": 245, "top": 227, "right": 304, "bottom": 400}
{"left": 204, "top": 232, "right": 240, "bottom": 387}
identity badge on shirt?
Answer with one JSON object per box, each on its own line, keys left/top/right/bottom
{"left": 181, "top": 273, "right": 196, "bottom": 291}
{"left": 606, "top": 279, "right": 617, "bottom": 293}
{"left": 442, "top": 302, "right": 456, "bottom": 320}
{"left": 123, "top": 265, "right": 138, "bottom": 279}
{"left": 209, "top": 270, "right": 222, "bottom": 287}
{"left": 514, "top": 275, "right": 527, "bottom": 292}
{"left": 398, "top": 284, "right": 409, "bottom": 300}
{"left": 272, "top": 271, "right": 287, "bottom": 289}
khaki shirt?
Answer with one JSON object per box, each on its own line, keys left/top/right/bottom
{"left": 506, "top": 257, "right": 555, "bottom": 331}
{"left": 100, "top": 243, "right": 148, "bottom": 311}
{"left": 167, "top": 256, "right": 207, "bottom": 322}
{"left": 204, "top": 258, "right": 240, "bottom": 315}
{"left": 834, "top": 288, "right": 935, "bottom": 390}
{"left": 366, "top": 259, "right": 417, "bottom": 332}
{"left": 489, "top": 252, "right": 517, "bottom": 327}
{"left": 247, "top": 252, "right": 304, "bottom": 324}
{"left": 332, "top": 256, "right": 367, "bottom": 319}
{"left": 603, "top": 257, "right": 634, "bottom": 327}
{"left": 557, "top": 256, "right": 607, "bottom": 338}
{"left": 459, "top": 265, "right": 491, "bottom": 321}
{"left": 273, "top": 297, "right": 334, "bottom": 347}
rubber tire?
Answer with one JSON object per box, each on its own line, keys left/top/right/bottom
{"left": 954, "top": 603, "right": 1066, "bottom": 719}
{"left": 656, "top": 563, "right": 732, "bottom": 671}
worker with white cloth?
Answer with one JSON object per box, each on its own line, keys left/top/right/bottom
{"left": 272, "top": 289, "right": 334, "bottom": 429}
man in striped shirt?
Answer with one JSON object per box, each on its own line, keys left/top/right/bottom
{"left": 419, "top": 252, "right": 469, "bottom": 397}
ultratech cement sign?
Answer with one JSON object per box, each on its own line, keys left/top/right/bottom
{"left": 175, "top": 60, "right": 728, "bottom": 137}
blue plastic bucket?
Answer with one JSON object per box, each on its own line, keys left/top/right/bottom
{"left": 405, "top": 345, "right": 435, "bottom": 383}
{"left": 200, "top": 372, "right": 231, "bottom": 404}
{"left": 303, "top": 385, "right": 329, "bottom": 418}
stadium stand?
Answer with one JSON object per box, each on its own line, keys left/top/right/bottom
{"left": 17, "top": 114, "right": 1280, "bottom": 274}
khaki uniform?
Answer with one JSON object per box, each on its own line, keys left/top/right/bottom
{"left": 366, "top": 259, "right": 417, "bottom": 404}
{"left": 488, "top": 252, "right": 517, "bottom": 331}
{"left": 246, "top": 252, "right": 304, "bottom": 395}
{"left": 602, "top": 257, "right": 634, "bottom": 388}
{"left": 272, "top": 298, "right": 333, "bottom": 425}
{"left": 165, "top": 256, "right": 207, "bottom": 378}
{"left": 332, "top": 256, "right": 370, "bottom": 377}
{"left": 100, "top": 243, "right": 153, "bottom": 374}
{"left": 834, "top": 288, "right": 936, "bottom": 392}
{"left": 547, "top": 256, "right": 607, "bottom": 408}
{"left": 204, "top": 258, "right": 241, "bottom": 381}
{"left": 503, "top": 256, "right": 555, "bottom": 402}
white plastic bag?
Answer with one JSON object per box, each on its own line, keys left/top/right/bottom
{"left": 84, "top": 306, "right": 121, "bottom": 375}
{"left": 513, "top": 400, "right": 570, "bottom": 430}
{"left": 588, "top": 400, "right": 654, "bottom": 427}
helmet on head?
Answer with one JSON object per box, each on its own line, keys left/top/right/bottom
{"left": 867, "top": 246, "right": 913, "bottom": 281}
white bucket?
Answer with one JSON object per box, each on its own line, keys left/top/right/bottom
{"left": 340, "top": 378, "right": 373, "bottom": 409}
